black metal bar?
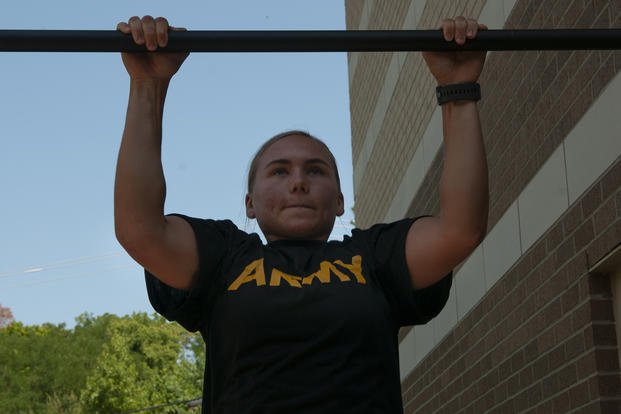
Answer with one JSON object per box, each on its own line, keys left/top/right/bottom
{"left": 0, "top": 29, "right": 620, "bottom": 52}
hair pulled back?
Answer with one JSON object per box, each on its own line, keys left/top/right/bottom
{"left": 247, "top": 130, "right": 342, "bottom": 193}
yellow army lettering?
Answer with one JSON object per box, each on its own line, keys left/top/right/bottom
{"left": 227, "top": 256, "right": 366, "bottom": 291}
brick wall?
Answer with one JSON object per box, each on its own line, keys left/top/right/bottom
{"left": 401, "top": 159, "right": 621, "bottom": 412}
{"left": 347, "top": 0, "right": 488, "bottom": 227}
{"left": 346, "top": 0, "right": 621, "bottom": 412}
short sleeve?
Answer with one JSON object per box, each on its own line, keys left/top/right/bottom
{"left": 353, "top": 217, "right": 453, "bottom": 327}
{"left": 145, "top": 214, "right": 247, "bottom": 332}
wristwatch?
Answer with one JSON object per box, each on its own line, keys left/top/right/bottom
{"left": 436, "top": 82, "right": 481, "bottom": 105}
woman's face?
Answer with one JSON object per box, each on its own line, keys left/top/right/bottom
{"left": 245, "top": 134, "right": 344, "bottom": 241}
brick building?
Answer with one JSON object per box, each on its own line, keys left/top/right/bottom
{"left": 345, "top": 0, "right": 621, "bottom": 412}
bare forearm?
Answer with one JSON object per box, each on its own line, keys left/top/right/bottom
{"left": 439, "top": 100, "right": 489, "bottom": 243}
{"left": 114, "top": 79, "right": 170, "bottom": 240}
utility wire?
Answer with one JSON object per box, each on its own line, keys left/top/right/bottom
{"left": 0, "top": 263, "right": 135, "bottom": 290}
{"left": 0, "top": 251, "right": 124, "bottom": 279}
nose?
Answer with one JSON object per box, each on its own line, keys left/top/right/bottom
{"left": 289, "top": 169, "right": 309, "bottom": 193}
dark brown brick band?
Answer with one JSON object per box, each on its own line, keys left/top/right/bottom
{"left": 401, "top": 156, "right": 621, "bottom": 413}
{"left": 346, "top": 0, "right": 621, "bottom": 412}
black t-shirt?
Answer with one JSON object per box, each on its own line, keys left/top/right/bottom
{"left": 145, "top": 215, "right": 452, "bottom": 414}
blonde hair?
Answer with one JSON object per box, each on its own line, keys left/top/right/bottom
{"left": 246, "top": 130, "right": 341, "bottom": 193}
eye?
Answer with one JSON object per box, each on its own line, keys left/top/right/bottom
{"left": 272, "top": 167, "right": 288, "bottom": 176}
{"left": 308, "top": 166, "right": 325, "bottom": 175}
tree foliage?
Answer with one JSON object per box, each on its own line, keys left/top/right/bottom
{"left": 0, "top": 303, "right": 14, "bottom": 328}
{"left": 0, "top": 312, "right": 204, "bottom": 414}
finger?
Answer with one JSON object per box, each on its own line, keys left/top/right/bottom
{"left": 154, "top": 17, "right": 169, "bottom": 47}
{"left": 466, "top": 18, "right": 478, "bottom": 39}
{"left": 141, "top": 15, "right": 157, "bottom": 51}
{"left": 116, "top": 22, "right": 131, "bottom": 34}
{"left": 479, "top": 23, "right": 488, "bottom": 31}
{"left": 441, "top": 18, "right": 454, "bottom": 42}
{"left": 128, "top": 16, "right": 144, "bottom": 45}
{"left": 454, "top": 16, "right": 467, "bottom": 44}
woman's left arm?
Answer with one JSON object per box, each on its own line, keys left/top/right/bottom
{"left": 406, "top": 17, "right": 489, "bottom": 289}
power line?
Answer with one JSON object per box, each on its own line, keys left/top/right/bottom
{"left": 0, "top": 251, "right": 125, "bottom": 279}
{"left": 0, "top": 263, "right": 135, "bottom": 290}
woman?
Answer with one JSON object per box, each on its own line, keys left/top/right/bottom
{"left": 114, "top": 15, "right": 488, "bottom": 414}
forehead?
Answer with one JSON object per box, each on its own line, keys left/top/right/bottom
{"left": 258, "top": 134, "right": 332, "bottom": 166}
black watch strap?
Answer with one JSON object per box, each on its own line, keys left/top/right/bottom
{"left": 436, "top": 82, "right": 481, "bottom": 105}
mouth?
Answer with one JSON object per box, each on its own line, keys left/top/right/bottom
{"left": 285, "top": 204, "right": 314, "bottom": 210}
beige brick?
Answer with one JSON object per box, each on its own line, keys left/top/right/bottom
{"left": 347, "top": 1, "right": 621, "bottom": 411}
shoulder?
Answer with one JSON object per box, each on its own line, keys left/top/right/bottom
{"left": 172, "top": 214, "right": 258, "bottom": 245}
{"left": 171, "top": 214, "right": 238, "bottom": 232}
{"left": 348, "top": 218, "right": 416, "bottom": 245}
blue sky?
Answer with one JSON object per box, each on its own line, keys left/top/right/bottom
{"left": 0, "top": 1, "right": 354, "bottom": 327}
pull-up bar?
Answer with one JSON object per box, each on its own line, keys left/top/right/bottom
{"left": 1, "top": 29, "right": 620, "bottom": 52}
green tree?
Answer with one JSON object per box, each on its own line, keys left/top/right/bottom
{"left": 0, "top": 312, "right": 204, "bottom": 414}
{"left": 80, "top": 313, "right": 203, "bottom": 414}
{"left": 0, "top": 322, "right": 66, "bottom": 412}
{"left": 0, "top": 321, "right": 82, "bottom": 413}
{"left": 41, "top": 392, "right": 82, "bottom": 414}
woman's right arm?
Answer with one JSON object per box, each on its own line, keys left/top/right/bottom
{"left": 114, "top": 16, "right": 197, "bottom": 290}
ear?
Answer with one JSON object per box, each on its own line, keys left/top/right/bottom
{"left": 245, "top": 193, "right": 256, "bottom": 219}
{"left": 336, "top": 192, "right": 345, "bottom": 217}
